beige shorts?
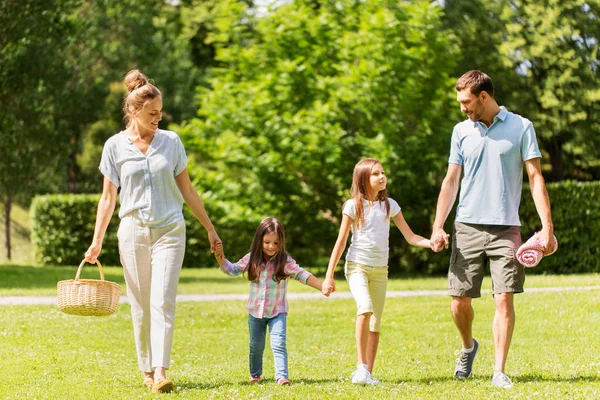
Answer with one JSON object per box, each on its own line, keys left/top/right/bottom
{"left": 345, "top": 260, "right": 388, "bottom": 332}
{"left": 449, "top": 222, "right": 524, "bottom": 298}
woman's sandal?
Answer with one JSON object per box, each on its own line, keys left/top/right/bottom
{"left": 142, "top": 377, "right": 154, "bottom": 388}
{"left": 152, "top": 378, "right": 174, "bottom": 394}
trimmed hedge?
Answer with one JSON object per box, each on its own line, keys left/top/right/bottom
{"left": 31, "top": 181, "right": 600, "bottom": 273}
{"left": 519, "top": 180, "right": 600, "bottom": 274}
{"left": 31, "top": 194, "right": 259, "bottom": 267}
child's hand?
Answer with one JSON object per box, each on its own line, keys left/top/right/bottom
{"left": 322, "top": 277, "right": 336, "bottom": 297}
{"left": 214, "top": 242, "right": 225, "bottom": 265}
{"left": 430, "top": 231, "right": 449, "bottom": 252}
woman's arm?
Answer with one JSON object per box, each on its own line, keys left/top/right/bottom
{"left": 85, "top": 177, "right": 118, "bottom": 262}
{"left": 322, "top": 214, "right": 353, "bottom": 295}
{"left": 392, "top": 211, "right": 432, "bottom": 249}
{"left": 175, "top": 168, "right": 221, "bottom": 253}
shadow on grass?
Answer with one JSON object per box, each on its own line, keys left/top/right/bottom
{"left": 0, "top": 265, "right": 125, "bottom": 290}
{"left": 399, "top": 374, "right": 600, "bottom": 385}
{"left": 515, "top": 374, "right": 600, "bottom": 383}
{"left": 176, "top": 377, "right": 344, "bottom": 390}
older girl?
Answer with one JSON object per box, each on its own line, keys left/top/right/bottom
{"left": 322, "top": 158, "right": 432, "bottom": 384}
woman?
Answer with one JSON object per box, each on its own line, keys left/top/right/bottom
{"left": 85, "top": 69, "right": 221, "bottom": 393}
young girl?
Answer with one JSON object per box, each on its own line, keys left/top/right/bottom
{"left": 322, "top": 158, "right": 432, "bottom": 385}
{"left": 214, "top": 217, "right": 323, "bottom": 385}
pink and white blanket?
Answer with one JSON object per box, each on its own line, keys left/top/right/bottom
{"left": 516, "top": 234, "right": 558, "bottom": 267}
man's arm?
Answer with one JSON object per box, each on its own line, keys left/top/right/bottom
{"left": 525, "top": 158, "right": 554, "bottom": 253}
{"left": 430, "top": 163, "right": 462, "bottom": 252}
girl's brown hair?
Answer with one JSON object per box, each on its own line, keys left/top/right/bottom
{"left": 122, "top": 69, "right": 161, "bottom": 127}
{"left": 350, "top": 158, "right": 390, "bottom": 229}
{"left": 247, "top": 217, "right": 290, "bottom": 284}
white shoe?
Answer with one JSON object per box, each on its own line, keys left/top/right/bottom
{"left": 491, "top": 371, "right": 513, "bottom": 389}
{"left": 351, "top": 366, "right": 371, "bottom": 385}
{"left": 367, "top": 376, "right": 381, "bottom": 385}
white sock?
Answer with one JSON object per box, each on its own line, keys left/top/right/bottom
{"left": 462, "top": 344, "right": 474, "bottom": 353}
{"left": 358, "top": 363, "right": 369, "bottom": 370}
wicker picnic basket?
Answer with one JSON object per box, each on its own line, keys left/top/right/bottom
{"left": 57, "top": 259, "right": 121, "bottom": 317}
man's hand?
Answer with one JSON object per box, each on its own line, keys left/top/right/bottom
{"left": 430, "top": 229, "right": 449, "bottom": 253}
{"left": 535, "top": 228, "right": 555, "bottom": 255}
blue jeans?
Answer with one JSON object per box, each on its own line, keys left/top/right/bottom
{"left": 248, "top": 313, "right": 288, "bottom": 380}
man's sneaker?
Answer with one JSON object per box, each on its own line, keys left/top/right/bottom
{"left": 249, "top": 376, "right": 262, "bottom": 383}
{"left": 351, "top": 366, "right": 371, "bottom": 385}
{"left": 492, "top": 371, "right": 513, "bottom": 389}
{"left": 454, "top": 339, "right": 479, "bottom": 379}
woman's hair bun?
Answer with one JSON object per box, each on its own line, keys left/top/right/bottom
{"left": 124, "top": 69, "right": 149, "bottom": 93}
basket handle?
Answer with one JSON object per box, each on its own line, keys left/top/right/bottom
{"left": 75, "top": 259, "right": 105, "bottom": 281}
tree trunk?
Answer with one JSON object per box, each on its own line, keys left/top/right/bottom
{"left": 4, "top": 192, "right": 11, "bottom": 261}
{"left": 547, "top": 138, "right": 565, "bottom": 182}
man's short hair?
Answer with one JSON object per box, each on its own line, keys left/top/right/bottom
{"left": 456, "top": 70, "right": 495, "bottom": 97}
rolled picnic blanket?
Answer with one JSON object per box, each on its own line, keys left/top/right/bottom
{"left": 516, "top": 233, "right": 558, "bottom": 267}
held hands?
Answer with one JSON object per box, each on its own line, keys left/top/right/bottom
{"left": 214, "top": 241, "right": 225, "bottom": 265}
{"left": 321, "top": 277, "right": 336, "bottom": 297}
{"left": 430, "top": 229, "right": 450, "bottom": 253}
{"left": 208, "top": 230, "right": 222, "bottom": 254}
{"left": 84, "top": 241, "right": 102, "bottom": 263}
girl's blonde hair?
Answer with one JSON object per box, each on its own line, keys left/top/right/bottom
{"left": 247, "top": 217, "right": 290, "bottom": 284}
{"left": 122, "top": 69, "right": 161, "bottom": 127}
{"left": 350, "top": 158, "right": 390, "bottom": 229}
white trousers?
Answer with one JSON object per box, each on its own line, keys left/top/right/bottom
{"left": 118, "top": 213, "right": 186, "bottom": 372}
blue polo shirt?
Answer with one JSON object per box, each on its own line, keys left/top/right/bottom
{"left": 99, "top": 129, "right": 188, "bottom": 227}
{"left": 449, "top": 106, "right": 541, "bottom": 226}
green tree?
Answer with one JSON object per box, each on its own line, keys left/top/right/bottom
{"left": 498, "top": 0, "right": 600, "bottom": 181}
{"left": 443, "top": 0, "right": 600, "bottom": 181}
{"left": 178, "top": 0, "right": 459, "bottom": 272}
{"left": 0, "top": 0, "right": 79, "bottom": 260}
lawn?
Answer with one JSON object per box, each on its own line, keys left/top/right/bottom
{"left": 1, "top": 267, "right": 600, "bottom": 399}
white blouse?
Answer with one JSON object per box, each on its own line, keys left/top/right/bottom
{"left": 99, "top": 129, "right": 188, "bottom": 227}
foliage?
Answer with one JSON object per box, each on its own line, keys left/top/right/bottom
{"left": 29, "top": 194, "right": 253, "bottom": 268}
{"left": 520, "top": 180, "right": 600, "bottom": 274}
{"left": 30, "top": 195, "right": 121, "bottom": 266}
{"left": 443, "top": 0, "right": 600, "bottom": 181}
{"left": 177, "top": 0, "right": 460, "bottom": 271}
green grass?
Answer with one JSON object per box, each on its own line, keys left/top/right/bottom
{"left": 0, "top": 203, "right": 33, "bottom": 264}
{"left": 1, "top": 263, "right": 600, "bottom": 297}
{"left": 1, "top": 287, "right": 599, "bottom": 399}
{"left": 1, "top": 267, "right": 600, "bottom": 398}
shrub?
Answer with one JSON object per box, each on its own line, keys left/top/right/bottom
{"left": 30, "top": 194, "right": 258, "bottom": 267}
{"left": 519, "top": 180, "right": 600, "bottom": 274}
{"left": 31, "top": 194, "right": 121, "bottom": 266}
{"left": 30, "top": 181, "right": 599, "bottom": 273}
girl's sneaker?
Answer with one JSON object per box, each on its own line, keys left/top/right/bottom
{"left": 277, "top": 378, "right": 291, "bottom": 385}
{"left": 367, "top": 376, "right": 381, "bottom": 385}
{"left": 351, "top": 366, "right": 371, "bottom": 385}
{"left": 249, "top": 376, "right": 262, "bottom": 383}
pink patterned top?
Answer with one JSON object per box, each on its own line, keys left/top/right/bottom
{"left": 220, "top": 253, "right": 312, "bottom": 318}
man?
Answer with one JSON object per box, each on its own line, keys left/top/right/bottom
{"left": 430, "top": 70, "right": 554, "bottom": 388}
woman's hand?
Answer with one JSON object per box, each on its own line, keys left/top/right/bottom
{"left": 214, "top": 242, "right": 225, "bottom": 265}
{"left": 208, "top": 230, "right": 222, "bottom": 254}
{"left": 322, "top": 277, "right": 336, "bottom": 297}
{"left": 85, "top": 241, "right": 102, "bottom": 263}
